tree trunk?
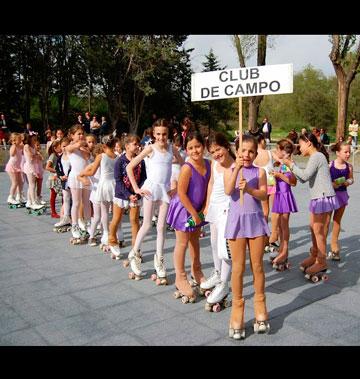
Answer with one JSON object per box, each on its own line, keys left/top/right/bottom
{"left": 248, "top": 95, "right": 263, "bottom": 132}
{"left": 337, "top": 77, "right": 350, "bottom": 140}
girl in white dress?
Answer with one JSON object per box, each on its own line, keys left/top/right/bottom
{"left": 126, "top": 118, "right": 185, "bottom": 281}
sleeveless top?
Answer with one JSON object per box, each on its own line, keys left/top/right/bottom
{"left": 330, "top": 160, "right": 350, "bottom": 192}
{"left": 5, "top": 146, "right": 23, "bottom": 172}
{"left": 68, "top": 149, "right": 91, "bottom": 189}
{"left": 94, "top": 153, "right": 118, "bottom": 202}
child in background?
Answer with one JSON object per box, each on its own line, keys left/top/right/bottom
{"left": 108, "top": 134, "right": 146, "bottom": 259}
{"left": 167, "top": 131, "right": 210, "bottom": 302}
{"left": 327, "top": 142, "right": 354, "bottom": 261}
{"left": 280, "top": 133, "right": 339, "bottom": 280}
{"left": 5, "top": 133, "right": 24, "bottom": 206}
{"left": 224, "top": 135, "right": 270, "bottom": 339}
{"left": 34, "top": 139, "right": 46, "bottom": 205}
{"left": 126, "top": 119, "right": 184, "bottom": 282}
{"left": 270, "top": 139, "right": 298, "bottom": 270}
{"left": 54, "top": 137, "right": 72, "bottom": 232}
{"left": 45, "top": 140, "right": 62, "bottom": 218}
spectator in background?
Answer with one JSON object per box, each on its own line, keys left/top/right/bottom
{"left": 301, "top": 127, "right": 308, "bottom": 137}
{"left": 0, "top": 113, "right": 9, "bottom": 137}
{"left": 90, "top": 115, "right": 101, "bottom": 140}
{"left": 261, "top": 117, "right": 272, "bottom": 143}
{"left": 287, "top": 128, "right": 298, "bottom": 144}
{"left": 77, "top": 114, "right": 84, "bottom": 126}
{"left": 320, "top": 128, "right": 330, "bottom": 145}
{"left": 348, "top": 118, "right": 358, "bottom": 150}
{"left": 311, "top": 127, "right": 321, "bottom": 142}
{"left": 140, "top": 127, "right": 153, "bottom": 147}
{"left": 100, "top": 116, "right": 109, "bottom": 137}
{"left": 83, "top": 112, "right": 91, "bottom": 134}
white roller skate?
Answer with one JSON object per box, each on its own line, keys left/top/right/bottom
{"left": 29, "top": 202, "right": 46, "bottom": 215}
{"left": 70, "top": 224, "right": 83, "bottom": 245}
{"left": 88, "top": 237, "right": 98, "bottom": 247}
{"left": 110, "top": 245, "right": 122, "bottom": 260}
{"left": 265, "top": 242, "right": 279, "bottom": 254}
{"left": 99, "top": 231, "right": 110, "bottom": 253}
{"left": 327, "top": 250, "right": 340, "bottom": 261}
{"left": 151, "top": 254, "right": 168, "bottom": 285}
{"left": 36, "top": 196, "right": 47, "bottom": 205}
{"left": 253, "top": 319, "right": 270, "bottom": 334}
{"left": 205, "top": 281, "right": 231, "bottom": 312}
{"left": 7, "top": 195, "right": 22, "bottom": 209}
{"left": 200, "top": 269, "right": 221, "bottom": 297}
{"left": 53, "top": 215, "right": 71, "bottom": 233}
{"left": 78, "top": 218, "right": 86, "bottom": 232}
{"left": 15, "top": 192, "right": 26, "bottom": 205}
{"left": 127, "top": 249, "right": 144, "bottom": 280}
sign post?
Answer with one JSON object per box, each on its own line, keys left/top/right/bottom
{"left": 191, "top": 63, "right": 293, "bottom": 204}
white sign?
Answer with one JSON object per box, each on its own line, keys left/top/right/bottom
{"left": 191, "top": 63, "right": 293, "bottom": 102}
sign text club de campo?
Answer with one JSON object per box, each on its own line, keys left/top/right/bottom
{"left": 191, "top": 63, "right": 293, "bottom": 101}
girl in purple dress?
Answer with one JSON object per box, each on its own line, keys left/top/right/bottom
{"left": 328, "top": 142, "right": 354, "bottom": 261}
{"left": 167, "top": 131, "right": 211, "bottom": 303}
{"left": 270, "top": 139, "right": 298, "bottom": 270}
{"left": 224, "top": 135, "right": 270, "bottom": 340}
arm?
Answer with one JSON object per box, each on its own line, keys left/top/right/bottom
{"left": 203, "top": 161, "right": 214, "bottom": 215}
{"left": 284, "top": 154, "right": 319, "bottom": 183}
{"left": 173, "top": 146, "right": 185, "bottom": 166}
{"left": 239, "top": 167, "right": 267, "bottom": 201}
{"left": 79, "top": 153, "right": 102, "bottom": 177}
{"left": 224, "top": 159, "right": 241, "bottom": 195}
{"left": 9, "top": 144, "right": 16, "bottom": 157}
{"left": 66, "top": 140, "right": 86, "bottom": 154}
{"left": 126, "top": 145, "right": 153, "bottom": 196}
{"left": 273, "top": 170, "right": 297, "bottom": 187}
{"left": 345, "top": 163, "right": 354, "bottom": 186}
{"left": 45, "top": 154, "right": 57, "bottom": 173}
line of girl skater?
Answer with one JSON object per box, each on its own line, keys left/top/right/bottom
{"left": 4, "top": 120, "right": 354, "bottom": 341}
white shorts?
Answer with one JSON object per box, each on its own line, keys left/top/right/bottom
{"left": 113, "top": 197, "right": 142, "bottom": 209}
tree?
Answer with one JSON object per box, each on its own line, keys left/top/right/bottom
{"left": 329, "top": 35, "right": 360, "bottom": 140}
{"left": 232, "top": 35, "right": 269, "bottom": 132}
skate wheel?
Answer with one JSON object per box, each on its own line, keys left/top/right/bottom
{"left": 151, "top": 274, "right": 157, "bottom": 281}
{"left": 300, "top": 266, "right": 305, "bottom": 272}
{"left": 311, "top": 275, "right": 319, "bottom": 283}
{"left": 128, "top": 272, "right": 135, "bottom": 280}
{"left": 205, "top": 290, "right": 212, "bottom": 298}
{"left": 304, "top": 273, "right": 310, "bottom": 280}
{"left": 174, "top": 291, "right": 181, "bottom": 299}
{"left": 181, "top": 296, "right": 189, "bottom": 304}
{"left": 155, "top": 278, "right": 161, "bottom": 285}
{"left": 322, "top": 275, "right": 329, "bottom": 282}
{"left": 205, "top": 303, "right": 212, "bottom": 311}
{"left": 213, "top": 304, "right": 221, "bottom": 313}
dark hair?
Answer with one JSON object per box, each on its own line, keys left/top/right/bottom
{"left": 257, "top": 134, "right": 266, "bottom": 144}
{"left": 101, "top": 134, "right": 118, "bottom": 148}
{"left": 173, "top": 133, "right": 184, "bottom": 147}
{"left": 152, "top": 118, "right": 169, "bottom": 129}
{"left": 277, "top": 138, "right": 295, "bottom": 155}
{"left": 184, "top": 130, "right": 205, "bottom": 149}
{"left": 235, "top": 134, "right": 258, "bottom": 151}
{"left": 48, "top": 139, "right": 61, "bottom": 155}
{"left": 299, "top": 133, "right": 329, "bottom": 162}
{"left": 124, "top": 134, "right": 140, "bottom": 145}
{"left": 207, "top": 132, "right": 236, "bottom": 160}
{"left": 330, "top": 141, "right": 351, "bottom": 153}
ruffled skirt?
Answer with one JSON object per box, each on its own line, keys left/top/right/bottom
{"left": 94, "top": 179, "right": 115, "bottom": 202}
{"left": 142, "top": 179, "right": 170, "bottom": 203}
{"left": 272, "top": 191, "right": 298, "bottom": 214}
{"left": 335, "top": 191, "right": 349, "bottom": 208}
{"left": 309, "top": 196, "right": 340, "bottom": 214}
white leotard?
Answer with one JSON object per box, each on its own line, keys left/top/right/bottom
{"left": 68, "top": 149, "right": 91, "bottom": 190}
{"left": 94, "top": 153, "right": 118, "bottom": 202}
{"left": 142, "top": 144, "right": 173, "bottom": 203}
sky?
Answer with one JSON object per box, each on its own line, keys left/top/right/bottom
{"left": 184, "top": 35, "right": 335, "bottom": 76}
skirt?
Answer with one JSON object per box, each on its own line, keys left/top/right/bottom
{"left": 272, "top": 191, "right": 298, "bottom": 214}
{"left": 309, "top": 196, "right": 340, "bottom": 214}
{"left": 335, "top": 191, "right": 349, "bottom": 208}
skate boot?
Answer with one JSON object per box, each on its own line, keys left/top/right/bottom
{"left": 53, "top": 215, "right": 72, "bottom": 233}
{"left": 29, "top": 202, "right": 46, "bottom": 215}
{"left": 122, "top": 248, "right": 142, "bottom": 267}
{"left": 152, "top": 215, "right": 158, "bottom": 227}
{"left": 229, "top": 298, "right": 245, "bottom": 340}
{"left": 110, "top": 244, "right": 122, "bottom": 260}
{"left": 127, "top": 249, "right": 144, "bottom": 280}
{"left": 174, "top": 271, "right": 196, "bottom": 304}
{"left": 253, "top": 294, "right": 270, "bottom": 334}
{"left": 269, "top": 249, "right": 280, "bottom": 264}
{"left": 78, "top": 218, "right": 86, "bottom": 232}
{"left": 327, "top": 246, "right": 340, "bottom": 261}
{"left": 151, "top": 254, "right": 167, "bottom": 285}
{"left": 200, "top": 269, "right": 221, "bottom": 297}
{"left": 99, "top": 231, "right": 110, "bottom": 253}
{"left": 205, "top": 281, "right": 231, "bottom": 312}
{"left": 7, "top": 195, "right": 21, "bottom": 209}
{"left": 36, "top": 196, "right": 47, "bottom": 206}
{"left": 272, "top": 252, "right": 290, "bottom": 271}
{"left": 70, "top": 224, "right": 82, "bottom": 245}
{"left": 88, "top": 237, "right": 98, "bottom": 247}
{"left": 265, "top": 241, "right": 279, "bottom": 254}
{"left": 300, "top": 247, "right": 317, "bottom": 272}
{"left": 304, "top": 256, "right": 329, "bottom": 283}
{"left": 189, "top": 257, "right": 206, "bottom": 294}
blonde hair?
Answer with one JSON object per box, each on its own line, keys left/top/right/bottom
{"left": 9, "top": 132, "right": 21, "bottom": 144}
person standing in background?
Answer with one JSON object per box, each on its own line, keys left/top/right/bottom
{"left": 348, "top": 118, "right": 358, "bottom": 150}
{"left": 261, "top": 117, "right": 272, "bottom": 144}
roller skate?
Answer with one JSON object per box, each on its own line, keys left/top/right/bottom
{"left": 70, "top": 224, "right": 82, "bottom": 245}
{"left": 299, "top": 247, "right": 317, "bottom": 272}
{"left": 200, "top": 269, "right": 221, "bottom": 297}
{"left": 127, "top": 249, "right": 145, "bottom": 280}
{"left": 150, "top": 254, "right": 168, "bottom": 285}
{"left": 88, "top": 237, "right": 98, "bottom": 247}
{"left": 123, "top": 249, "right": 143, "bottom": 267}
{"left": 253, "top": 294, "right": 270, "bottom": 334}
{"left": 304, "top": 257, "right": 329, "bottom": 283}
{"left": 7, "top": 195, "right": 22, "bottom": 209}
{"left": 152, "top": 215, "right": 158, "bottom": 227}
{"left": 53, "top": 215, "right": 72, "bottom": 233}
{"left": 268, "top": 249, "right": 279, "bottom": 264}
{"left": 264, "top": 241, "right": 280, "bottom": 254}
{"left": 229, "top": 298, "right": 245, "bottom": 340}
{"left": 110, "top": 244, "right": 122, "bottom": 260}
{"left": 271, "top": 253, "right": 290, "bottom": 271}
{"left": 99, "top": 231, "right": 110, "bottom": 253}
{"left": 36, "top": 196, "right": 47, "bottom": 206}
{"left": 15, "top": 192, "right": 27, "bottom": 205}
{"left": 189, "top": 265, "right": 206, "bottom": 296}
{"left": 28, "top": 202, "right": 46, "bottom": 215}
{"left": 119, "top": 240, "right": 126, "bottom": 248}
{"left": 205, "top": 281, "right": 232, "bottom": 312}
{"left": 327, "top": 249, "right": 341, "bottom": 261}
{"left": 173, "top": 272, "right": 196, "bottom": 304}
